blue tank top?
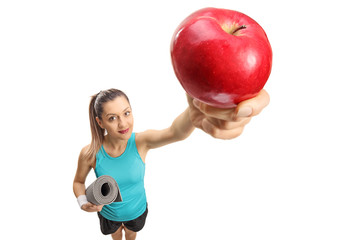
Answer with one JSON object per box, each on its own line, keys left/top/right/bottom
{"left": 95, "top": 133, "right": 147, "bottom": 221}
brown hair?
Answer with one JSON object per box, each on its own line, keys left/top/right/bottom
{"left": 85, "top": 88, "right": 130, "bottom": 161}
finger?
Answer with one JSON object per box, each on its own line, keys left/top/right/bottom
{"left": 82, "top": 202, "right": 94, "bottom": 209}
{"left": 192, "top": 99, "right": 239, "bottom": 121}
{"left": 192, "top": 89, "right": 270, "bottom": 122}
{"left": 201, "top": 118, "right": 252, "bottom": 139}
{"left": 97, "top": 205, "right": 104, "bottom": 212}
{"left": 83, "top": 202, "right": 100, "bottom": 212}
{"left": 206, "top": 116, "right": 252, "bottom": 130}
{"left": 236, "top": 89, "right": 270, "bottom": 117}
{"left": 202, "top": 119, "right": 246, "bottom": 139}
{"left": 82, "top": 205, "right": 93, "bottom": 212}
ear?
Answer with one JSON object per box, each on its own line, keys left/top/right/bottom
{"left": 96, "top": 117, "right": 104, "bottom": 129}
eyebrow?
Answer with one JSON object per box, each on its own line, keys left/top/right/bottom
{"left": 105, "top": 107, "right": 130, "bottom": 117}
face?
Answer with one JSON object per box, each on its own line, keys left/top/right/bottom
{"left": 96, "top": 96, "right": 134, "bottom": 140}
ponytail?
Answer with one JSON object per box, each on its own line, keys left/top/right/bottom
{"left": 84, "top": 93, "right": 105, "bottom": 161}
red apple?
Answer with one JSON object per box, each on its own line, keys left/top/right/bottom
{"left": 170, "top": 7, "right": 272, "bottom": 108}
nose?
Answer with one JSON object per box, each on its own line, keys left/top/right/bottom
{"left": 117, "top": 117, "right": 126, "bottom": 128}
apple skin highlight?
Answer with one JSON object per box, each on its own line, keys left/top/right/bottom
{"left": 171, "top": 8, "right": 272, "bottom": 108}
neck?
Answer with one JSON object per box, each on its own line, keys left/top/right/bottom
{"left": 104, "top": 134, "right": 128, "bottom": 151}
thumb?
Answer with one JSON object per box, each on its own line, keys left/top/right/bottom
{"left": 237, "top": 89, "right": 270, "bottom": 117}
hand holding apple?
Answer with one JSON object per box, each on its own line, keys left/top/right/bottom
{"left": 187, "top": 89, "right": 270, "bottom": 139}
{"left": 171, "top": 8, "right": 272, "bottom": 108}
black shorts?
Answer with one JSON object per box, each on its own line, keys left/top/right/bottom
{"left": 97, "top": 206, "right": 148, "bottom": 235}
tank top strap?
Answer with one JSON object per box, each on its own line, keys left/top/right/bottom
{"left": 126, "top": 132, "right": 136, "bottom": 151}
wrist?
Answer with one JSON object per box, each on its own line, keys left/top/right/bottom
{"left": 77, "top": 195, "right": 89, "bottom": 208}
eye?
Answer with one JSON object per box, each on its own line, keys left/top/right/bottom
{"left": 124, "top": 111, "right": 131, "bottom": 116}
{"left": 109, "top": 116, "right": 117, "bottom": 121}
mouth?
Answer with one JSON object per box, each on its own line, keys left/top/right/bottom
{"left": 118, "top": 128, "right": 129, "bottom": 134}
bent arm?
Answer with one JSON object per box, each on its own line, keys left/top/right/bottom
{"left": 73, "top": 146, "right": 104, "bottom": 212}
{"left": 137, "top": 107, "right": 195, "bottom": 151}
{"left": 73, "top": 146, "right": 92, "bottom": 198}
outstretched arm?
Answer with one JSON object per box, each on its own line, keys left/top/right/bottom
{"left": 136, "top": 89, "right": 269, "bottom": 158}
{"left": 136, "top": 107, "right": 195, "bottom": 152}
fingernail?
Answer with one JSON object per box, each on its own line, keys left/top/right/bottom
{"left": 237, "top": 106, "right": 253, "bottom": 117}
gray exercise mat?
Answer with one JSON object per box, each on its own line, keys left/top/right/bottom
{"left": 85, "top": 175, "right": 122, "bottom": 205}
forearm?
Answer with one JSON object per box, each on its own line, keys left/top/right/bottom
{"left": 74, "top": 181, "right": 98, "bottom": 211}
{"left": 73, "top": 146, "right": 93, "bottom": 198}
{"left": 73, "top": 180, "right": 86, "bottom": 198}
{"left": 170, "top": 107, "right": 195, "bottom": 141}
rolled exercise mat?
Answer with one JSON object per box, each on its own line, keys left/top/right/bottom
{"left": 86, "top": 175, "right": 122, "bottom": 205}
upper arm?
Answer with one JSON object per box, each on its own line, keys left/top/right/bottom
{"left": 73, "top": 145, "right": 93, "bottom": 184}
{"left": 136, "top": 128, "right": 178, "bottom": 151}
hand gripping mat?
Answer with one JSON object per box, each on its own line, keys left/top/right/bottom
{"left": 85, "top": 175, "right": 122, "bottom": 205}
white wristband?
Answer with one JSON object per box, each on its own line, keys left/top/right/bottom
{"left": 77, "top": 195, "right": 89, "bottom": 208}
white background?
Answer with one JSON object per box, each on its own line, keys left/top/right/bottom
{"left": 1, "top": 0, "right": 359, "bottom": 239}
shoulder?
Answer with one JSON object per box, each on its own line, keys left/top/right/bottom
{"left": 78, "top": 144, "right": 96, "bottom": 168}
{"left": 80, "top": 144, "right": 90, "bottom": 154}
{"left": 79, "top": 144, "right": 91, "bottom": 158}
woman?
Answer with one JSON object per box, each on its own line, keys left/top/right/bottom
{"left": 73, "top": 88, "right": 269, "bottom": 240}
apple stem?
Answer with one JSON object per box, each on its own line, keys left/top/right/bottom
{"left": 232, "top": 25, "right": 247, "bottom": 35}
